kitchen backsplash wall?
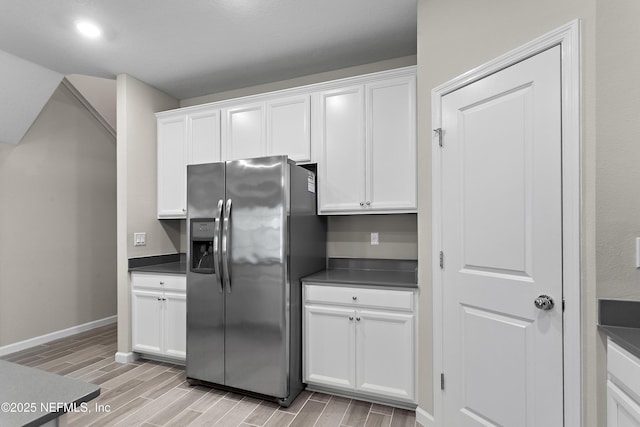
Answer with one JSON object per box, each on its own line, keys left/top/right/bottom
{"left": 177, "top": 214, "right": 417, "bottom": 260}
{"left": 327, "top": 214, "right": 417, "bottom": 259}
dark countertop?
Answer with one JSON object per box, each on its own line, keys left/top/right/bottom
{"left": 302, "top": 258, "right": 418, "bottom": 289}
{"left": 129, "top": 261, "right": 187, "bottom": 275}
{"left": 0, "top": 359, "right": 100, "bottom": 427}
{"left": 600, "top": 325, "right": 640, "bottom": 358}
{"left": 599, "top": 299, "right": 640, "bottom": 359}
{"left": 128, "top": 253, "right": 186, "bottom": 275}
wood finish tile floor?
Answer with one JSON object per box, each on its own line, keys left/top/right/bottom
{"left": 1, "top": 324, "right": 417, "bottom": 426}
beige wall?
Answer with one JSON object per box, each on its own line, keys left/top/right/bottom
{"left": 417, "top": 0, "right": 599, "bottom": 424}
{"left": 595, "top": 0, "right": 640, "bottom": 301}
{"left": 181, "top": 56, "right": 416, "bottom": 107}
{"left": 327, "top": 215, "right": 417, "bottom": 259}
{"left": 116, "top": 74, "right": 180, "bottom": 354}
{"left": 0, "top": 83, "right": 116, "bottom": 347}
{"left": 594, "top": 1, "right": 640, "bottom": 424}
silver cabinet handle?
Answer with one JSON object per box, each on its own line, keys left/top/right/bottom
{"left": 365, "top": 201, "right": 371, "bottom": 207}
{"left": 352, "top": 296, "right": 357, "bottom": 301}
{"left": 359, "top": 202, "right": 365, "bottom": 207}
{"left": 349, "top": 316, "right": 354, "bottom": 321}
{"left": 356, "top": 317, "right": 361, "bottom": 321}
{"left": 159, "top": 281, "right": 164, "bottom": 285}
{"left": 213, "top": 199, "right": 224, "bottom": 293}
{"left": 222, "top": 198, "right": 233, "bottom": 294}
{"left": 534, "top": 295, "right": 554, "bottom": 310}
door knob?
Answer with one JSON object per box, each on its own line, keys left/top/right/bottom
{"left": 534, "top": 295, "right": 554, "bottom": 310}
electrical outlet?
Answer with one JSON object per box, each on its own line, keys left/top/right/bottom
{"left": 371, "top": 232, "right": 379, "bottom": 246}
{"left": 134, "top": 232, "right": 146, "bottom": 246}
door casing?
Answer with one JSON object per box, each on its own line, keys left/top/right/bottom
{"left": 431, "top": 20, "right": 582, "bottom": 427}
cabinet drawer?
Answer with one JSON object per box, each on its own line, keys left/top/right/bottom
{"left": 608, "top": 338, "right": 640, "bottom": 402}
{"left": 131, "top": 272, "right": 186, "bottom": 292}
{"left": 304, "top": 284, "right": 413, "bottom": 311}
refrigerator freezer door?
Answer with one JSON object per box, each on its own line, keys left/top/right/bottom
{"left": 223, "top": 156, "right": 289, "bottom": 398}
{"left": 186, "top": 162, "right": 226, "bottom": 385}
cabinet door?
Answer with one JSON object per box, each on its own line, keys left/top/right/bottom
{"left": 132, "top": 290, "right": 163, "bottom": 355}
{"left": 222, "top": 103, "right": 265, "bottom": 161}
{"left": 266, "top": 95, "right": 311, "bottom": 163}
{"left": 157, "top": 116, "right": 187, "bottom": 218}
{"left": 163, "top": 292, "right": 187, "bottom": 360}
{"left": 304, "top": 305, "right": 356, "bottom": 390}
{"left": 366, "top": 76, "right": 417, "bottom": 212}
{"left": 317, "top": 86, "right": 366, "bottom": 213}
{"left": 356, "top": 310, "right": 414, "bottom": 401}
{"left": 608, "top": 380, "right": 640, "bottom": 427}
{"left": 188, "top": 109, "right": 220, "bottom": 165}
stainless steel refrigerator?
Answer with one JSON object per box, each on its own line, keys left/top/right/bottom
{"left": 186, "top": 155, "right": 326, "bottom": 406}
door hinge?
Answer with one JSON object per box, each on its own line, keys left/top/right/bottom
{"left": 562, "top": 299, "right": 566, "bottom": 312}
{"left": 441, "top": 373, "right": 445, "bottom": 390}
{"left": 439, "top": 251, "right": 444, "bottom": 269}
{"left": 434, "top": 128, "right": 443, "bottom": 147}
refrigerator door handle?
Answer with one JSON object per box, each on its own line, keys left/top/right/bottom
{"left": 213, "top": 199, "right": 224, "bottom": 293}
{"left": 222, "top": 198, "right": 232, "bottom": 293}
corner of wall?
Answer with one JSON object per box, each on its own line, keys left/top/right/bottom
{"left": 116, "top": 74, "right": 179, "bottom": 356}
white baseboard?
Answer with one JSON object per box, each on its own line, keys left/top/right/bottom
{"left": 115, "top": 351, "right": 139, "bottom": 364}
{"left": 0, "top": 315, "right": 117, "bottom": 357}
{"left": 416, "top": 406, "right": 435, "bottom": 427}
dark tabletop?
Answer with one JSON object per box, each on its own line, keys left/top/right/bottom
{"left": 0, "top": 359, "right": 100, "bottom": 427}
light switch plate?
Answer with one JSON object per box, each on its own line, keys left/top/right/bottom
{"left": 371, "top": 232, "right": 379, "bottom": 246}
{"left": 134, "top": 232, "right": 146, "bottom": 246}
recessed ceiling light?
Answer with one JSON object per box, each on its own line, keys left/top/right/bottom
{"left": 75, "top": 20, "right": 102, "bottom": 39}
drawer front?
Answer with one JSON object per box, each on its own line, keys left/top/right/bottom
{"left": 304, "top": 284, "right": 413, "bottom": 311}
{"left": 608, "top": 338, "right": 640, "bottom": 402}
{"left": 131, "top": 272, "right": 186, "bottom": 292}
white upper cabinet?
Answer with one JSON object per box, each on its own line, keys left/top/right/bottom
{"left": 188, "top": 109, "right": 220, "bottom": 165}
{"left": 157, "top": 108, "right": 221, "bottom": 219}
{"left": 267, "top": 94, "right": 311, "bottom": 163}
{"left": 222, "top": 103, "right": 266, "bottom": 161}
{"left": 366, "top": 76, "right": 417, "bottom": 212}
{"left": 157, "top": 115, "right": 187, "bottom": 218}
{"left": 222, "top": 95, "right": 311, "bottom": 162}
{"left": 317, "top": 86, "right": 367, "bottom": 212}
{"left": 315, "top": 73, "right": 417, "bottom": 214}
{"left": 156, "top": 66, "right": 417, "bottom": 218}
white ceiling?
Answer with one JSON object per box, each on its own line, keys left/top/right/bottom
{"left": 0, "top": 0, "right": 417, "bottom": 100}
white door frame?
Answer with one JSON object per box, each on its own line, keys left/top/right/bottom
{"left": 431, "top": 20, "right": 582, "bottom": 427}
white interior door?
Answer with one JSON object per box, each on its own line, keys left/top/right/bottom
{"left": 440, "top": 46, "right": 563, "bottom": 426}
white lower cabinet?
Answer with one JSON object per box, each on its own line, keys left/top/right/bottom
{"left": 305, "top": 305, "right": 356, "bottom": 389}
{"left": 303, "top": 283, "right": 415, "bottom": 405}
{"left": 131, "top": 272, "right": 186, "bottom": 362}
{"left": 132, "top": 289, "right": 163, "bottom": 355}
{"left": 356, "top": 310, "right": 414, "bottom": 400}
{"left": 608, "top": 338, "right": 640, "bottom": 426}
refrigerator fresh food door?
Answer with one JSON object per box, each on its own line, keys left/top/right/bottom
{"left": 186, "top": 162, "right": 226, "bottom": 385}
{"left": 223, "top": 156, "right": 289, "bottom": 398}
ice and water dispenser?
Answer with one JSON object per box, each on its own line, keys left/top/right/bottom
{"left": 190, "top": 219, "right": 215, "bottom": 274}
